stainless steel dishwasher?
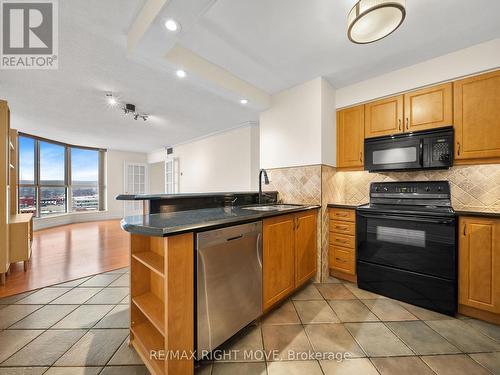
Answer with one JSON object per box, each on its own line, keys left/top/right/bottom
{"left": 197, "top": 221, "right": 262, "bottom": 359}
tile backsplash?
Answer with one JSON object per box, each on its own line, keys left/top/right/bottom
{"left": 324, "top": 164, "right": 500, "bottom": 211}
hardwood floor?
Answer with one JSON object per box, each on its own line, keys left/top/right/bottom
{"left": 0, "top": 220, "right": 130, "bottom": 298}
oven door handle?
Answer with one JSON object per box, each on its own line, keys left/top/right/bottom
{"left": 359, "top": 213, "right": 455, "bottom": 225}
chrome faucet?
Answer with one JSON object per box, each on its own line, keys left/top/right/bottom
{"left": 258, "top": 169, "right": 270, "bottom": 204}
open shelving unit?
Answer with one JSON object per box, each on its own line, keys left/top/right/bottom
{"left": 129, "top": 232, "right": 194, "bottom": 375}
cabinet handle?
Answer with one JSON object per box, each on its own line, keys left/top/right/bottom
{"left": 463, "top": 224, "right": 466, "bottom": 236}
{"left": 457, "top": 142, "right": 461, "bottom": 156}
{"left": 296, "top": 218, "right": 300, "bottom": 230}
{"left": 336, "top": 239, "right": 348, "bottom": 243}
{"left": 335, "top": 257, "right": 347, "bottom": 263}
{"left": 337, "top": 213, "right": 348, "bottom": 217}
{"left": 406, "top": 118, "right": 409, "bottom": 130}
{"left": 335, "top": 226, "right": 348, "bottom": 230}
{"left": 360, "top": 152, "right": 363, "bottom": 162}
{"left": 398, "top": 119, "right": 402, "bottom": 131}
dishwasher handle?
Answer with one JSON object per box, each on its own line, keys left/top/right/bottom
{"left": 256, "top": 232, "right": 263, "bottom": 268}
{"left": 227, "top": 235, "right": 243, "bottom": 242}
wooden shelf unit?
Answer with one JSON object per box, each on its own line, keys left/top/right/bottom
{"left": 129, "top": 232, "right": 194, "bottom": 375}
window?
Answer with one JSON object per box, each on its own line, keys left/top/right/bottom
{"left": 17, "top": 134, "right": 106, "bottom": 217}
{"left": 71, "top": 148, "right": 99, "bottom": 212}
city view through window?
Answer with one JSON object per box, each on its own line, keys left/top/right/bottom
{"left": 18, "top": 135, "right": 104, "bottom": 217}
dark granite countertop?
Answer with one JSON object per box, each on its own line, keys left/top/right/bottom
{"left": 454, "top": 208, "right": 500, "bottom": 218}
{"left": 327, "top": 203, "right": 363, "bottom": 209}
{"left": 121, "top": 204, "right": 321, "bottom": 237}
{"left": 116, "top": 191, "right": 278, "bottom": 201}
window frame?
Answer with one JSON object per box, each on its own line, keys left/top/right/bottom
{"left": 18, "top": 133, "right": 106, "bottom": 218}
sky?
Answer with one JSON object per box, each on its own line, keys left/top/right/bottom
{"left": 19, "top": 136, "right": 98, "bottom": 183}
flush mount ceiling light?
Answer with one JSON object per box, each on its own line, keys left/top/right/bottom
{"left": 164, "top": 19, "right": 180, "bottom": 32}
{"left": 176, "top": 69, "right": 186, "bottom": 78}
{"left": 240, "top": 99, "right": 248, "bottom": 105}
{"left": 347, "top": 0, "right": 406, "bottom": 44}
{"left": 105, "top": 92, "right": 117, "bottom": 106}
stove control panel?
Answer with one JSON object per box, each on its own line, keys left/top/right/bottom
{"left": 370, "top": 181, "right": 451, "bottom": 196}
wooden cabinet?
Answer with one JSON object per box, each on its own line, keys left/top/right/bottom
{"left": 328, "top": 208, "right": 356, "bottom": 281}
{"left": 295, "top": 210, "right": 318, "bottom": 287}
{"left": 337, "top": 105, "right": 364, "bottom": 170}
{"left": 404, "top": 83, "right": 453, "bottom": 132}
{"left": 454, "top": 70, "right": 500, "bottom": 163}
{"left": 459, "top": 217, "right": 500, "bottom": 317}
{"left": 263, "top": 209, "right": 318, "bottom": 310}
{"left": 0, "top": 101, "right": 10, "bottom": 285}
{"left": 364, "top": 95, "right": 403, "bottom": 138}
{"left": 263, "top": 214, "right": 296, "bottom": 310}
{"left": 9, "top": 213, "right": 33, "bottom": 271}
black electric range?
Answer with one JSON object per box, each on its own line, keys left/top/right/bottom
{"left": 356, "top": 181, "right": 457, "bottom": 315}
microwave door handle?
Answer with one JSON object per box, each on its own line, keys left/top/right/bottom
{"left": 419, "top": 139, "right": 424, "bottom": 167}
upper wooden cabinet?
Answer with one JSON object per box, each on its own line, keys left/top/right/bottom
{"left": 294, "top": 210, "right": 317, "bottom": 287}
{"left": 454, "top": 70, "right": 500, "bottom": 163}
{"left": 404, "top": 83, "right": 453, "bottom": 132}
{"left": 337, "top": 105, "right": 364, "bottom": 169}
{"left": 459, "top": 216, "right": 500, "bottom": 314}
{"left": 364, "top": 95, "right": 403, "bottom": 138}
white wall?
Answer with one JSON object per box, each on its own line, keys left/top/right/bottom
{"left": 149, "top": 162, "right": 165, "bottom": 193}
{"left": 260, "top": 77, "right": 336, "bottom": 169}
{"left": 321, "top": 79, "right": 336, "bottom": 167}
{"left": 34, "top": 149, "right": 147, "bottom": 230}
{"left": 165, "top": 124, "right": 259, "bottom": 193}
{"left": 336, "top": 38, "right": 500, "bottom": 109}
{"left": 260, "top": 78, "right": 322, "bottom": 169}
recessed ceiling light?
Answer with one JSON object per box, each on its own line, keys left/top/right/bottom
{"left": 240, "top": 99, "right": 248, "bottom": 105}
{"left": 105, "top": 92, "right": 117, "bottom": 106}
{"left": 164, "top": 19, "right": 180, "bottom": 32}
{"left": 176, "top": 69, "right": 186, "bottom": 78}
{"left": 347, "top": 0, "right": 406, "bottom": 44}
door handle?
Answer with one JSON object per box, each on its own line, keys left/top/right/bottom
{"left": 256, "top": 233, "right": 263, "bottom": 268}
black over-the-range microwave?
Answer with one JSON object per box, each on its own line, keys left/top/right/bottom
{"left": 364, "top": 126, "right": 454, "bottom": 172}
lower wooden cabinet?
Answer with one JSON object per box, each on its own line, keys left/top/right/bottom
{"left": 263, "top": 209, "right": 318, "bottom": 311}
{"left": 294, "top": 210, "right": 318, "bottom": 287}
{"left": 459, "top": 216, "right": 500, "bottom": 316}
{"left": 328, "top": 208, "right": 356, "bottom": 281}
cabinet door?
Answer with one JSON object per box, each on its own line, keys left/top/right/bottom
{"left": 454, "top": 70, "right": 500, "bottom": 162}
{"left": 404, "top": 83, "right": 453, "bottom": 132}
{"left": 263, "top": 214, "right": 295, "bottom": 310}
{"left": 337, "top": 105, "right": 364, "bottom": 169}
{"left": 459, "top": 217, "right": 500, "bottom": 313}
{"left": 365, "top": 95, "right": 403, "bottom": 138}
{"left": 294, "top": 211, "right": 317, "bottom": 287}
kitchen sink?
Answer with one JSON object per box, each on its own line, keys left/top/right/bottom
{"left": 241, "top": 204, "right": 300, "bottom": 211}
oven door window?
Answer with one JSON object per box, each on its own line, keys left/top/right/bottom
{"left": 357, "top": 214, "right": 456, "bottom": 279}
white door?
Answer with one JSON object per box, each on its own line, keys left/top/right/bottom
{"left": 165, "top": 157, "right": 179, "bottom": 194}
{"left": 124, "top": 162, "right": 148, "bottom": 216}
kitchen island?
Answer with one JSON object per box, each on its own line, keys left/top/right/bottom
{"left": 119, "top": 192, "right": 320, "bottom": 375}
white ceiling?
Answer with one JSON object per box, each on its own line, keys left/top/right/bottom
{"left": 2, "top": 0, "right": 500, "bottom": 152}
{"left": 182, "top": 0, "right": 500, "bottom": 93}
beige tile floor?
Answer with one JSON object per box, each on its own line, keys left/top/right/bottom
{"left": 0, "top": 271, "right": 499, "bottom": 375}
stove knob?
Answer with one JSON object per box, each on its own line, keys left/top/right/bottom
{"left": 425, "top": 187, "right": 431, "bottom": 192}
{"left": 383, "top": 187, "right": 388, "bottom": 192}
{"left": 437, "top": 186, "right": 442, "bottom": 192}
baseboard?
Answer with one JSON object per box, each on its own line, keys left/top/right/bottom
{"left": 458, "top": 304, "right": 500, "bottom": 324}
{"left": 330, "top": 269, "right": 357, "bottom": 283}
